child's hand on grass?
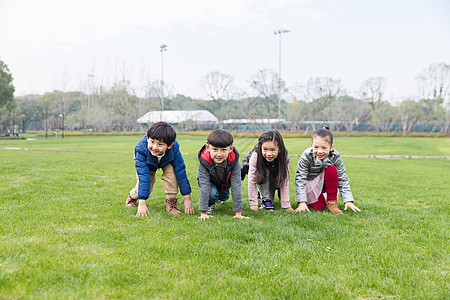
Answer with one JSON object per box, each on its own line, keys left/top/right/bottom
{"left": 136, "top": 200, "right": 150, "bottom": 217}
{"left": 250, "top": 205, "right": 259, "bottom": 211}
{"left": 183, "top": 194, "right": 195, "bottom": 214}
{"left": 198, "top": 212, "right": 212, "bottom": 220}
{"left": 284, "top": 207, "right": 294, "bottom": 211}
{"left": 294, "top": 202, "right": 310, "bottom": 213}
{"left": 344, "top": 202, "right": 361, "bottom": 212}
{"left": 233, "top": 212, "right": 250, "bottom": 219}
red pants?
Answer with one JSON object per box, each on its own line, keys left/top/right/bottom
{"left": 309, "top": 166, "right": 338, "bottom": 211}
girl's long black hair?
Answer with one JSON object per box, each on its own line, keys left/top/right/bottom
{"left": 255, "top": 130, "right": 289, "bottom": 187}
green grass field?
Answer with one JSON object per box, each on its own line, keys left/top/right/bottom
{"left": 1, "top": 135, "right": 449, "bottom": 299}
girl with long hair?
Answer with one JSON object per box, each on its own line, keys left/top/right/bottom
{"left": 247, "top": 130, "right": 293, "bottom": 211}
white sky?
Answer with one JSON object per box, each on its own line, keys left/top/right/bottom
{"left": 1, "top": 0, "right": 449, "bottom": 102}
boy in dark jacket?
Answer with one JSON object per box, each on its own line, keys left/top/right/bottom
{"left": 197, "top": 129, "right": 249, "bottom": 220}
{"left": 126, "top": 122, "right": 194, "bottom": 216}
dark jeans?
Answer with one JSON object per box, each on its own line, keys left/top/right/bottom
{"left": 209, "top": 184, "right": 230, "bottom": 207}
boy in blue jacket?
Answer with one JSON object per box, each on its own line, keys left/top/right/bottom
{"left": 125, "top": 122, "right": 194, "bottom": 216}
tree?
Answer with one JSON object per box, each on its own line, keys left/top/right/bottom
{"left": 200, "top": 71, "right": 234, "bottom": 126}
{"left": 359, "top": 77, "right": 387, "bottom": 110}
{"left": 305, "top": 77, "right": 342, "bottom": 130}
{"left": 306, "top": 77, "right": 342, "bottom": 107}
{"left": 144, "top": 79, "right": 174, "bottom": 114}
{"left": 0, "top": 59, "right": 15, "bottom": 110}
{"left": 322, "top": 96, "right": 370, "bottom": 132}
{"left": 420, "top": 98, "right": 445, "bottom": 133}
{"left": 236, "top": 95, "right": 259, "bottom": 120}
{"left": 249, "top": 69, "right": 285, "bottom": 129}
{"left": 59, "top": 91, "right": 84, "bottom": 131}
{"left": 284, "top": 98, "right": 312, "bottom": 132}
{"left": 0, "top": 106, "right": 11, "bottom": 133}
{"left": 416, "top": 63, "right": 450, "bottom": 134}
{"left": 417, "top": 63, "right": 450, "bottom": 102}
{"left": 102, "top": 80, "right": 140, "bottom": 131}
{"left": 35, "top": 91, "right": 71, "bottom": 136}
{"left": 369, "top": 101, "right": 398, "bottom": 132}
{"left": 15, "top": 96, "right": 41, "bottom": 132}
{"left": 398, "top": 100, "right": 425, "bottom": 136}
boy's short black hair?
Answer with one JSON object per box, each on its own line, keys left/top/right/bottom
{"left": 207, "top": 129, "right": 233, "bottom": 148}
{"left": 146, "top": 122, "right": 176, "bottom": 145}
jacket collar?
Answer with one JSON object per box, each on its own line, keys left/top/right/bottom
{"left": 147, "top": 143, "right": 174, "bottom": 165}
{"left": 199, "top": 143, "right": 238, "bottom": 165}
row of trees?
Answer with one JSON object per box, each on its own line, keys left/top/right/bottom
{"left": 1, "top": 59, "right": 449, "bottom": 135}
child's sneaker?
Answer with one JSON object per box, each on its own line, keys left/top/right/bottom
{"left": 260, "top": 200, "right": 274, "bottom": 210}
{"left": 207, "top": 203, "right": 215, "bottom": 214}
{"left": 125, "top": 194, "right": 137, "bottom": 207}
{"left": 326, "top": 201, "right": 343, "bottom": 214}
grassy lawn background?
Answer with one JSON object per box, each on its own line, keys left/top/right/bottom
{"left": 0, "top": 135, "right": 449, "bottom": 299}
{"left": 1, "top": 134, "right": 450, "bottom": 156}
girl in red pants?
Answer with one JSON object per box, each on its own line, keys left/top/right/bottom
{"left": 294, "top": 127, "right": 361, "bottom": 214}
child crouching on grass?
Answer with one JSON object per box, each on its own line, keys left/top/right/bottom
{"left": 125, "top": 122, "right": 194, "bottom": 217}
{"left": 295, "top": 127, "right": 361, "bottom": 214}
{"left": 197, "top": 129, "right": 249, "bottom": 220}
{"left": 243, "top": 130, "right": 293, "bottom": 211}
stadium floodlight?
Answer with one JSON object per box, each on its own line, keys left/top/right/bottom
{"left": 160, "top": 44, "right": 168, "bottom": 121}
{"left": 274, "top": 29, "right": 290, "bottom": 125}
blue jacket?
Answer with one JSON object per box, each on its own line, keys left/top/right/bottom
{"left": 134, "top": 135, "right": 191, "bottom": 200}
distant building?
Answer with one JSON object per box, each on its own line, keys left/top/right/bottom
{"left": 137, "top": 110, "right": 218, "bottom": 131}
{"left": 222, "top": 118, "right": 287, "bottom": 131}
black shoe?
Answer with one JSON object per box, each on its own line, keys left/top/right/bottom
{"left": 260, "top": 200, "right": 274, "bottom": 210}
{"left": 207, "top": 203, "right": 215, "bottom": 214}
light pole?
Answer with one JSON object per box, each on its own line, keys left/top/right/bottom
{"left": 160, "top": 44, "right": 167, "bottom": 121}
{"left": 274, "top": 29, "right": 290, "bottom": 126}
{"left": 44, "top": 108, "right": 49, "bottom": 138}
{"left": 60, "top": 101, "right": 65, "bottom": 139}
{"left": 11, "top": 111, "right": 16, "bottom": 137}
{"left": 83, "top": 74, "right": 94, "bottom": 133}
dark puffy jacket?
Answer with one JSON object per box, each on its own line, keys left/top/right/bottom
{"left": 197, "top": 144, "right": 243, "bottom": 212}
{"left": 134, "top": 135, "right": 191, "bottom": 200}
{"left": 240, "top": 144, "right": 257, "bottom": 180}
{"left": 198, "top": 144, "right": 239, "bottom": 190}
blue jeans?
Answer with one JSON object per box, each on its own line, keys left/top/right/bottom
{"left": 209, "top": 184, "right": 230, "bottom": 207}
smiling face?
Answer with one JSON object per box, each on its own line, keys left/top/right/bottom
{"left": 261, "top": 141, "right": 280, "bottom": 162}
{"left": 147, "top": 138, "right": 172, "bottom": 156}
{"left": 207, "top": 144, "right": 233, "bottom": 164}
{"left": 311, "top": 136, "right": 333, "bottom": 160}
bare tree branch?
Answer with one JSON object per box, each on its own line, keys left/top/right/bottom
{"left": 359, "top": 77, "right": 386, "bottom": 110}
